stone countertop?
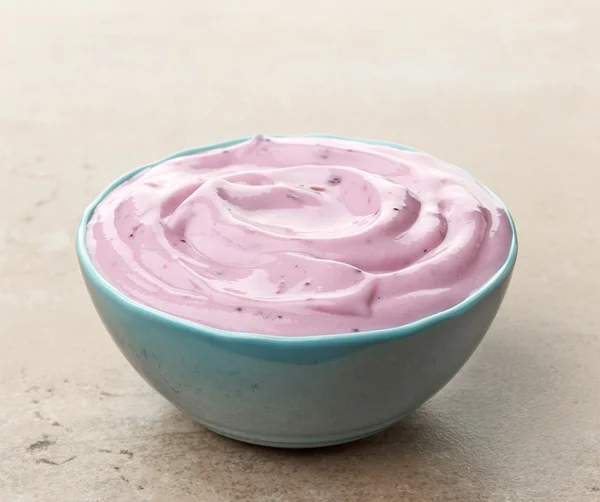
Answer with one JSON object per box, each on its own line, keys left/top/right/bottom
{"left": 1, "top": 1, "right": 598, "bottom": 501}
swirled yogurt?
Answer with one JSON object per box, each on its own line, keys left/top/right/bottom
{"left": 86, "top": 135, "right": 513, "bottom": 336}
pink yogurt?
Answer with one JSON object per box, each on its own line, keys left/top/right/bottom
{"left": 86, "top": 135, "right": 513, "bottom": 336}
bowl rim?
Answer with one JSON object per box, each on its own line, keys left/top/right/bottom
{"left": 76, "top": 134, "right": 518, "bottom": 347}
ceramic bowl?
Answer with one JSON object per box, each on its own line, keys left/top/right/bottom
{"left": 76, "top": 136, "right": 518, "bottom": 448}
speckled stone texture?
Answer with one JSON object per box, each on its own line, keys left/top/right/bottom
{"left": 1, "top": 1, "right": 599, "bottom": 501}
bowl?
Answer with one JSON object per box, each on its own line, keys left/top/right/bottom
{"left": 76, "top": 135, "right": 518, "bottom": 448}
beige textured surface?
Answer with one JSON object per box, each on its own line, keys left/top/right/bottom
{"left": 1, "top": 1, "right": 599, "bottom": 500}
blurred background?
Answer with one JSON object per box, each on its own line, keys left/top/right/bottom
{"left": 1, "top": 1, "right": 599, "bottom": 501}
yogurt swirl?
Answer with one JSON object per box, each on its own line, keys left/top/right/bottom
{"left": 86, "top": 135, "right": 513, "bottom": 336}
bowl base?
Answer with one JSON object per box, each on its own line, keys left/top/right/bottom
{"left": 196, "top": 416, "right": 405, "bottom": 449}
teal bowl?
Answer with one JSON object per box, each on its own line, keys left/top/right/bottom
{"left": 76, "top": 135, "right": 518, "bottom": 448}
